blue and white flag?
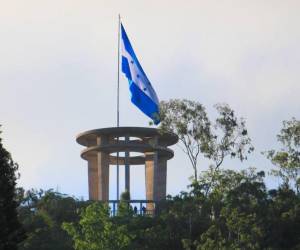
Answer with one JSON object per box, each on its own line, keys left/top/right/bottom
{"left": 121, "top": 23, "right": 160, "bottom": 125}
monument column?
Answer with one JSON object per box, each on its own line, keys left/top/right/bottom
{"left": 97, "top": 135, "right": 110, "bottom": 201}
{"left": 86, "top": 138, "right": 99, "bottom": 200}
{"left": 145, "top": 155, "right": 167, "bottom": 202}
{"left": 156, "top": 158, "right": 167, "bottom": 201}
{"left": 87, "top": 155, "right": 98, "bottom": 200}
{"left": 125, "top": 135, "right": 130, "bottom": 193}
{"left": 145, "top": 152, "right": 157, "bottom": 211}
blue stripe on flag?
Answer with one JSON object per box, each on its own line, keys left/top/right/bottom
{"left": 129, "top": 82, "right": 160, "bottom": 125}
{"left": 121, "top": 56, "right": 132, "bottom": 80}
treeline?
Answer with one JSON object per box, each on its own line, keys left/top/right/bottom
{"left": 0, "top": 99, "right": 299, "bottom": 249}
{"left": 15, "top": 168, "right": 300, "bottom": 250}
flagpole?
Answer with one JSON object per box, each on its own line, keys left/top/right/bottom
{"left": 116, "top": 14, "right": 121, "bottom": 201}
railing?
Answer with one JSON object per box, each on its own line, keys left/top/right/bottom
{"left": 107, "top": 200, "right": 155, "bottom": 216}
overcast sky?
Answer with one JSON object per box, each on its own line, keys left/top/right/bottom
{"left": 0, "top": 1, "right": 299, "bottom": 200}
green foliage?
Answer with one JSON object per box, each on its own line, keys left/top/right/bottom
{"left": 18, "top": 189, "right": 82, "bottom": 250}
{"left": 158, "top": 99, "right": 253, "bottom": 181}
{"left": 186, "top": 168, "right": 267, "bottom": 250}
{"left": 158, "top": 99, "right": 211, "bottom": 181}
{"left": 185, "top": 168, "right": 300, "bottom": 250}
{"left": 120, "top": 190, "right": 130, "bottom": 201}
{"left": 118, "top": 191, "right": 134, "bottom": 217}
{"left": 266, "top": 186, "right": 300, "bottom": 249}
{"left": 210, "top": 104, "right": 254, "bottom": 166}
{"left": 63, "top": 202, "right": 133, "bottom": 250}
{"left": 18, "top": 168, "right": 300, "bottom": 250}
{"left": 0, "top": 126, "right": 25, "bottom": 250}
{"left": 265, "top": 118, "right": 300, "bottom": 192}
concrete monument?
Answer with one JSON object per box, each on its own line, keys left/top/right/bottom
{"left": 76, "top": 127, "right": 178, "bottom": 210}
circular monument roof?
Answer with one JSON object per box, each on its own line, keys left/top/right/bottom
{"left": 76, "top": 127, "right": 178, "bottom": 146}
{"left": 76, "top": 127, "right": 178, "bottom": 165}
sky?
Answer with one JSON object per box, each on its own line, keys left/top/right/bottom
{"left": 0, "top": 0, "right": 299, "bottom": 200}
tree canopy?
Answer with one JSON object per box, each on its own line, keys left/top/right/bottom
{"left": 265, "top": 117, "right": 300, "bottom": 193}
{"left": 0, "top": 126, "right": 25, "bottom": 250}
{"left": 158, "top": 99, "right": 254, "bottom": 181}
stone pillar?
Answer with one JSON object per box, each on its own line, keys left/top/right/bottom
{"left": 125, "top": 136, "right": 130, "bottom": 193}
{"left": 97, "top": 136, "right": 109, "bottom": 201}
{"left": 145, "top": 152, "right": 158, "bottom": 211}
{"left": 156, "top": 158, "right": 167, "bottom": 201}
{"left": 87, "top": 155, "right": 98, "bottom": 200}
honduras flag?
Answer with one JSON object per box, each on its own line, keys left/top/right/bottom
{"left": 121, "top": 23, "right": 160, "bottom": 125}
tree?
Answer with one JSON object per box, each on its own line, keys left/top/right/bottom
{"left": 158, "top": 99, "right": 211, "bottom": 181}
{"left": 117, "top": 191, "right": 133, "bottom": 217}
{"left": 191, "top": 169, "right": 268, "bottom": 250}
{"left": 266, "top": 186, "right": 300, "bottom": 249}
{"left": 158, "top": 99, "right": 253, "bottom": 182}
{"left": 0, "top": 126, "right": 25, "bottom": 249}
{"left": 18, "top": 189, "right": 82, "bottom": 250}
{"left": 265, "top": 118, "right": 300, "bottom": 193}
{"left": 57, "top": 167, "right": 300, "bottom": 250}
{"left": 63, "top": 202, "right": 133, "bottom": 250}
{"left": 206, "top": 104, "right": 253, "bottom": 171}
